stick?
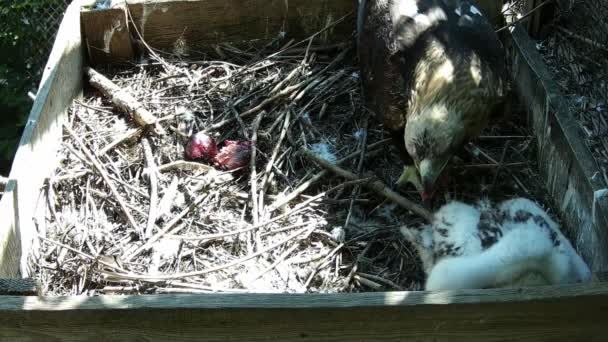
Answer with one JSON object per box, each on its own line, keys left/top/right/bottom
{"left": 157, "top": 160, "right": 213, "bottom": 173}
{"left": 345, "top": 117, "right": 368, "bottom": 228}
{"left": 204, "top": 80, "right": 304, "bottom": 132}
{"left": 85, "top": 67, "right": 158, "bottom": 127}
{"left": 230, "top": 105, "right": 251, "bottom": 139}
{"left": 123, "top": 193, "right": 209, "bottom": 261}
{"left": 99, "top": 128, "right": 143, "bottom": 155}
{"left": 157, "top": 176, "right": 179, "bottom": 220}
{"left": 300, "top": 147, "right": 433, "bottom": 221}
{"left": 251, "top": 225, "right": 315, "bottom": 281}
{"left": 38, "top": 235, "right": 126, "bottom": 272}
{"left": 304, "top": 243, "right": 345, "bottom": 288}
{"left": 268, "top": 138, "right": 390, "bottom": 212}
{"left": 64, "top": 124, "right": 142, "bottom": 236}
{"left": 495, "top": 0, "right": 552, "bottom": 33}
{"left": 249, "top": 112, "right": 265, "bottom": 226}
{"left": 355, "top": 272, "right": 404, "bottom": 290}
{"left": 556, "top": 26, "right": 608, "bottom": 54}
{"left": 259, "top": 108, "right": 291, "bottom": 216}
{"left": 490, "top": 141, "right": 510, "bottom": 191}
{"left": 112, "top": 227, "right": 312, "bottom": 281}
{"left": 142, "top": 138, "right": 158, "bottom": 239}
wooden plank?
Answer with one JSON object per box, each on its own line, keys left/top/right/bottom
{"left": 523, "top": 0, "right": 558, "bottom": 39}
{"left": 81, "top": 0, "right": 505, "bottom": 65}
{"left": 81, "top": 0, "right": 354, "bottom": 65}
{"left": 0, "top": 180, "right": 19, "bottom": 277}
{"left": 0, "top": 0, "right": 85, "bottom": 277}
{"left": 0, "top": 278, "right": 38, "bottom": 296}
{"left": 0, "top": 283, "right": 607, "bottom": 340}
{"left": 81, "top": 7, "right": 134, "bottom": 65}
{"left": 510, "top": 24, "right": 608, "bottom": 272}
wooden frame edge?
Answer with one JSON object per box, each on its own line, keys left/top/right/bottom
{"left": 509, "top": 24, "right": 608, "bottom": 271}
{"left": 0, "top": 0, "right": 85, "bottom": 277}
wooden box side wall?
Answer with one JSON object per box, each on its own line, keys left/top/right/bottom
{"left": 81, "top": 0, "right": 504, "bottom": 66}
{"left": 509, "top": 25, "right": 608, "bottom": 272}
{"left": 0, "top": 0, "right": 85, "bottom": 277}
{"left": 1, "top": 283, "right": 608, "bottom": 340}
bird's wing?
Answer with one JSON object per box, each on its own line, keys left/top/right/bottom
{"left": 357, "top": 1, "right": 409, "bottom": 132}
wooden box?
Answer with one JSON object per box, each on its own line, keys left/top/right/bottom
{"left": 0, "top": 0, "right": 607, "bottom": 340}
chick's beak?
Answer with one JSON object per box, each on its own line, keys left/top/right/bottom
{"left": 418, "top": 157, "right": 449, "bottom": 200}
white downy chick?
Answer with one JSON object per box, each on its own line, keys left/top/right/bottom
{"left": 400, "top": 200, "right": 488, "bottom": 274}
{"left": 425, "top": 222, "right": 556, "bottom": 291}
{"left": 498, "top": 198, "right": 592, "bottom": 285}
{"left": 402, "top": 197, "right": 592, "bottom": 291}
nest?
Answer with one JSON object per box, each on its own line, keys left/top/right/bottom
{"left": 30, "top": 30, "right": 553, "bottom": 296}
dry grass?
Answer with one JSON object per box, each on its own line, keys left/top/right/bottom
{"left": 29, "top": 22, "right": 554, "bottom": 296}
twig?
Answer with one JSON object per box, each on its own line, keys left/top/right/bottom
{"left": 340, "top": 240, "right": 372, "bottom": 290}
{"left": 468, "top": 143, "right": 531, "bottom": 195}
{"left": 495, "top": 0, "right": 552, "bottom": 33}
{"left": 354, "top": 274, "right": 383, "bottom": 290}
{"left": 249, "top": 112, "right": 265, "bottom": 227}
{"left": 204, "top": 80, "right": 305, "bottom": 132}
{"left": 490, "top": 141, "right": 510, "bottom": 191}
{"left": 229, "top": 105, "right": 250, "bottom": 139}
{"left": 259, "top": 108, "right": 291, "bottom": 217}
{"left": 157, "top": 176, "right": 179, "bottom": 220}
{"left": 268, "top": 139, "right": 390, "bottom": 211}
{"left": 345, "top": 116, "right": 368, "bottom": 228}
{"left": 85, "top": 67, "right": 158, "bottom": 127}
{"left": 251, "top": 225, "right": 316, "bottom": 281}
{"left": 124, "top": 4, "right": 172, "bottom": 73}
{"left": 556, "top": 26, "right": 608, "bottom": 54}
{"left": 356, "top": 272, "right": 404, "bottom": 290}
{"left": 111, "top": 227, "right": 312, "bottom": 281}
{"left": 123, "top": 193, "right": 209, "bottom": 261}
{"left": 99, "top": 128, "right": 143, "bottom": 155}
{"left": 304, "top": 243, "right": 345, "bottom": 288}
{"left": 75, "top": 99, "right": 114, "bottom": 114}
{"left": 64, "top": 124, "right": 142, "bottom": 237}
{"left": 300, "top": 147, "right": 433, "bottom": 221}
{"left": 157, "top": 160, "right": 213, "bottom": 173}
{"left": 142, "top": 137, "right": 158, "bottom": 239}
{"left": 259, "top": 221, "right": 311, "bottom": 238}
{"left": 38, "top": 235, "right": 126, "bottom": 272}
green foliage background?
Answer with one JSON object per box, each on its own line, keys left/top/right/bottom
{"left": 0, "top": 0, "right": 67, "bottom": 174}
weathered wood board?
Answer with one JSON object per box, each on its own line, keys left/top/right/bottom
{"left": 0, "top": 0, "right": 84, "bottom": 278}
{"left": 0, "top": 278, "right": 38, "bottom": 296}
{"left": 509, "top": 25, "right": 608, "bottom": 272}
{"left": 81, "top": 7, "right": 134, "bottom": 65}
{"left": 81, "top": 0, "right": 505, "bottom": 65}
{"left": 0, "top": 2, "right": 606, "bottom": 340}
{"left": 0, "top": 283, "right": 607, "bottom": 341}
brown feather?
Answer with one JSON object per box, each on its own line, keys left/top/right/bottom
{"left": 357, "top": 0, "right": 510, "bottom": 194}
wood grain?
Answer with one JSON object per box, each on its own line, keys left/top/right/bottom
{"left": 0, "top": 0, "right": 85, "bottom": 277}
{"left": 0, "top": 283, "right": 607, "bottom": 340}
{"left": 0, "top": 180, "right": 19, "bottom": 277}
{"left": 81, "top": 7, "right": 133, "bottom": 65}
{"left": 510, "top": 24, "right": 608, "bottom": 272}
{"left": 79, "top": 0, "right": 354, "bottom": 65}
{"left": 0, "top": 278, "right": 38, "bottom": 296}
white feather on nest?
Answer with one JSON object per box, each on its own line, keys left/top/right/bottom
{"left": 401, "top": 198, "right": 593, "bottom": 291}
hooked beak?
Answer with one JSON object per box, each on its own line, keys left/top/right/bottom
{"left": 417, "top": 157, "right": 450, "bottom": 200}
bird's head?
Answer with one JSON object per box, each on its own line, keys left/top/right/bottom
{"left": 404, "top": 102, "right": 468, "bottom": 200}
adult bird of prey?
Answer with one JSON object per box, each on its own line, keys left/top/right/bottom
{"left": 356, "top": 0, "right": 510, "bottom": 201}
